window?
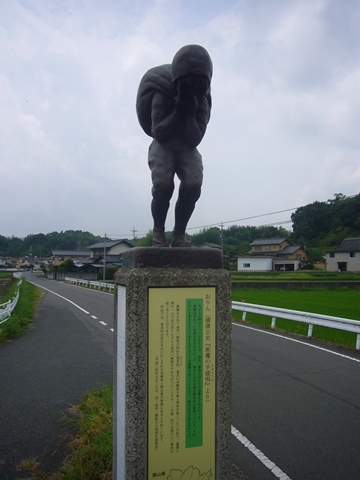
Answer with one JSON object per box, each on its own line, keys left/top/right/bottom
{"left": 255, "top": 246, "right": 262, "bottom": 251}
{"left": 350, "top": 252, "right": 355, "bottom": 258}
{"left": 330, "top": 253, "right": 335, "bottom": 258}
{"left": 243, "top": 263, "right": 250, "bottom": 268}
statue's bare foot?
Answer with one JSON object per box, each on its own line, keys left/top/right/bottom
{"left": 171, "top": 233, "right": 192, "bottom": 248}
{"left": 152, "top": 230, "right": 169, "bottom": 247}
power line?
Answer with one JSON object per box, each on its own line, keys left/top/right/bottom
{"left": 106, "top": 212, "right": 294, "bottom": 239}
{"left": 261, "top": 220, "right": 292, "bottom": 227}
{"left": 187, "top": 207, "right": 299, "bottom": 231}
{"left": 107, "top": 193, "right": 358, "bottom": 238}
{"left": 187, "top": 193, "right": 358, "bottom": 232}
{"left": 106, "top": 233, "right": 139, "bottom": 238}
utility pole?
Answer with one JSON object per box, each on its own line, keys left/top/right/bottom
{"left": 103, "top": 233, "right": 106, "bottom": 282}
{"left": 132, "top": 226, "right": 138, "bottom": 241}
{"left": 220, "top": 222, "right": 224, "bottom": 251}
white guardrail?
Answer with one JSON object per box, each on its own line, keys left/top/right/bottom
{"left": 0, "top": 278, "right": 23, "bottom": 325}
{"left": 64, "top": 277, "right": 360, "bottom": 350}
{"left": 65, "top": 277, "right": 115, "bottom": 292}
{"left": 232, "top": 301, "right": 360, "bottom": 350}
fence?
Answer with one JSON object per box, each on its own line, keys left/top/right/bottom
{"left": 48, "top": 271, "right": 98, "bottom": 281}
{"left": 232, "top": 301, "right": 360, "bottom": 350}
{"left": 63, "top": 277, "right": 360, "bottom": 350}
{"left": 64, "top": 277, "right": 115, "bottom": 292}
{"left": 0, "top": 278, "right": 23, "bottom": 325}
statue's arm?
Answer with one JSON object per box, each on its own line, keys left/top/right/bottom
{"left": 151, "top": 92, "right": 210, "bottom": 148}
{"left": 180, "top": 96, "right": 209, "bottom": 148}
{"left": 151, "top": 93, "right": 180, "bottom": 142}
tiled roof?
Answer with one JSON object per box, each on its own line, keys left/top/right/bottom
{"left": 334, "top": 237, "right": 360, "bottom": 252}
{"left": 52, "top": 250, "right": 89, "bottom": 256}
{"left": 277, "top": 246, "right": 302, "bottom": 255}
{"left": 200, "top": 242, "right": 222, "bottom": 249}
{"left": 250, "top": 238, "right": 289, "bottom": 246}
{"left": 87, "top": 239, "right": 133, "bottom": 249}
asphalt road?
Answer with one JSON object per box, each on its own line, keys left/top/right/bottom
{"left": 0, "top": 274, "right": 114, "bottom": 478}
{"left": 231, "top": 323, "right": 360, "bottom": 480}
{"left": 1, "top": 274, "right": 360, "bottom": 479}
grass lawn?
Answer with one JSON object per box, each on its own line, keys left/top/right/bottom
{"left": 0, "top": 279, "right": 43, "bottom": 343}
{"left": 231, "top": 270, "right": 360, "bottom": 282}
{"left": 232, "top": 288, "right": 360, "bottom": 348}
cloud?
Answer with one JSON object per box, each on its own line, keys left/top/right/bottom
{"left": 0, "top": 0, "right": 359, "bottom": 238}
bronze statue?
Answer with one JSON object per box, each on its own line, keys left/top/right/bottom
{"left": 136, "top": 45, "right": 212, "bottom": 247}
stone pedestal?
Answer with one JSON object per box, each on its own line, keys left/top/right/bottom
{"left": 114, "top": 248, "right": 232, "bottom": 479}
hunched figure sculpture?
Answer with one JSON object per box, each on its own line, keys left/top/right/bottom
{"left": 136, "top": 44, "right": 212, "bottom": 247}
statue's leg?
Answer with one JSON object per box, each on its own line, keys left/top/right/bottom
{"left": 172, "top": 148, "right": 203, "bottom": 247}
{"left": 149, "top": 141, "right": 175, "bottom": 247}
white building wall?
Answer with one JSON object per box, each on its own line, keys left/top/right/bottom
{"left": 237, "top": 257, "right": 273, "bottom": 271}
{"left": 326, "top": 252, "right": 360, "bottom": 272}
{"left": 109, "top": 244, "right": 132, "bottom": 255}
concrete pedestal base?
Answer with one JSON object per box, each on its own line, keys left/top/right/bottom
{"left": 114, "top": 249, "right": 232, "bottom": 479}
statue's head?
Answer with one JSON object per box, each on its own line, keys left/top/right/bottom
{"left": 172, "top": 45, "right": 213, "bottom": 90}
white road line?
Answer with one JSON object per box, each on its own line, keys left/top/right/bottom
{"left": 29, "top": 281, "right": 115, "bottom": 332}
{"left": 29, "top": 281, "right": 90, "bottom": 314}
{"left": 233, "top": 322, "right": 360, "bottom": 363}
{"left": 231, "top": 425, "right": 292, "bottom": 479}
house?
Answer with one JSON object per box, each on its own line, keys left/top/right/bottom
{"left": 52, "top": 240, "right": 133, "bottom": 270}
{"left": 87, "top": 239, "right": 133, "bottom": 258}
{"left": 52, "top": 250, "right": 89, "bottom": 267}
{"left": 85, "top": 239, "right": 134, "bottom": 269}
{"left": 237, "top": 238, "right": 307, "bottom": 272}
{"left": 250, "top": 238, "right": 291, "bottom": 255}
{"left": 199, "top": 242, "right": 222, "bottom": 250}
{"left": 325, "top": 237, "right": 360, "bottom": 272}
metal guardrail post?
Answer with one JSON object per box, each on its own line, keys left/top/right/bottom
{"left": 232, "top": 301, "right": 360, "bottom": 350}
{"left": 307, "top": 324, "right": 314, "bottom": 338}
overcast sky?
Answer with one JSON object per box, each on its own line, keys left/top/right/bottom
{"left": 1, "top": 0, "right": 359, "bottom": 239}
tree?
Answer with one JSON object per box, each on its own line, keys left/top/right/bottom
{"left": 135, "top": 231, "right": 153, "bottom": 247}
{"left": 291, "top": 201, "right": 333, "bottom": 244}
{"left": 191, "top": 227, "right": 221, "bottom": 246}
{"left": 58, "top": 259, "right": 76, "bottom": 272}
{"left": 0, "top": 230, "right": 103, "bottom": 257}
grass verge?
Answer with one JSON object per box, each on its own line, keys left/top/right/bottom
{"left": 60, "top": 383, "right": 113, "bottom": 480}
{"left": 232, "top": 288, "right": 360, "bottom": 348}
{"left": 0, "top": 279, "right": 43, "bottom": 343}
{"left": 14, "top": 384, "right": 113, "bottom": 480}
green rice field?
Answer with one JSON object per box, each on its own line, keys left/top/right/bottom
{"left": 232, "top": 288, "right": 360, "bottom": 349}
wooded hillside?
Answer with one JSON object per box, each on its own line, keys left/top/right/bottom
{"left": 1, "top": 193, "right": 359, "bottom": 263}
{"left": 291, "top": 193, "right": 360, "bottom": 258}
{"left": 0, "top": 231, "right": 102, "bottom": 258}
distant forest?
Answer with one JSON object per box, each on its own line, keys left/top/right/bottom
{"left": 1, "top": 193, "right": 359, "bottom": 263}
{"left": 0, "top": 230, "right": 102, "bottom": 258}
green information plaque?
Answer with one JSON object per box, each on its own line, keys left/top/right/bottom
{"left": 148, "top": 287, "right": 216, "bottom": 480}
